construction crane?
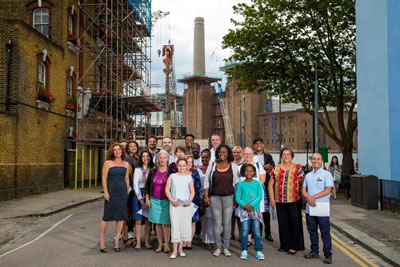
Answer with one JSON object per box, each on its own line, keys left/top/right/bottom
{"left": 217, "top": 83, "right": 235, "bottom": 147}
{"left": 152, "top": 10, "right": 170, "bottom": 27}
{"left": 162, "top": 41, "right": 174, "bottom": 138}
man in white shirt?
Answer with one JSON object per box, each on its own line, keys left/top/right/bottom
{"left": 210, "top": 133, "right": 222, "bottom": 163}
{"left": 302, "top": 153, "right": 334, "bottom": 264}
{"left": 162, "top": 137, "right": 175, "bottom": 164}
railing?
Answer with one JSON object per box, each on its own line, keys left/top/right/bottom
{"left": 379, "top": 179, "right": 400, "bottom": 213}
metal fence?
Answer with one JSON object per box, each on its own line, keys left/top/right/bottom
{"left": 379, "top": 179, "right": 400, "bottom": 213}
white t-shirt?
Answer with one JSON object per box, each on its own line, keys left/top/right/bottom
{"left": 194, "top": 158, "right": 202, "bottom": 167}
{"left": 254, "top": 154, "right": 265, "bottom": 166}
{"left": 238, "top": 162, "right": 266, "bottom": 212}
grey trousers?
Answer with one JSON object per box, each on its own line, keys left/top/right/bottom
{"left": 210, "top": 195, "right": 234, "bottom": 249}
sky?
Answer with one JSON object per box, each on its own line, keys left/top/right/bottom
{"left": 150, "top": 0, "right": 250, "bottom": 95}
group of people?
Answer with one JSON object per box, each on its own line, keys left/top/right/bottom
{"left": 99, "top": 133, "right": 335, "bottom": 264}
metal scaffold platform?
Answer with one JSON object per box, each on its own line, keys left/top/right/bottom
{"left": 75, "top": 0, "right": 159, "bottom": 148}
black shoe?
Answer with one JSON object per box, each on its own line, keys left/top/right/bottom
{"left": 323, "top": 255, "right": 333, "bottom": 264}
{"left": 278, "top": 248, "right": 288, "bottom": 252}
{"left": 265, "top": 234, "right": 274, "bottom": 242}
{"left": 287, "top": 249, "right": 297, "bottom": 255}
{"left": 114, "top": 247, "right": 121, "bottom": 252}
{"left": 304, "top": 251, "right": 319, "bottom": 259}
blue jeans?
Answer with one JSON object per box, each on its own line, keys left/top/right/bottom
{"left": 306, "top": 214, "right": 332, "bottom": 257}
{"left": 240, "top": 219, "right": 262, "bottom": 251}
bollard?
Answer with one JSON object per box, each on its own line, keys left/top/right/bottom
{"left": 74, "top": 146, "right": 78, "bottom": 190}
{"left": 89, "top": 148, "right": 92, "bottom": 188}
{"left": 95, "top": 148, "right": 98, "bottom": 187}
{"left": 81, "top": 147, "right": 85, "bottom": 189}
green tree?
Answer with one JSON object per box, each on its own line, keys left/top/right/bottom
{"left": 222, "top": 0, "right": 357, "bottom": 175}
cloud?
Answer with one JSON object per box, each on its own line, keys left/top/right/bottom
{"left": 151, "top": 0, "right": 250, "bottom": 95}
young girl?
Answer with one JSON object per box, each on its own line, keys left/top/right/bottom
{"left": 235, "top": 163, "right": 265, "bottom": 260}
{"left": 165, "top": 158, "right": 195, "bottom": 259}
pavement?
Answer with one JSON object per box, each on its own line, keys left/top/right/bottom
{"left": 330, "top": 198, "right": 400, "bottom": 266}
{"left": 0, "top": 188, "right": 399, "bottom": 266}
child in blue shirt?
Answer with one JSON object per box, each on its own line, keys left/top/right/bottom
{"left": 235, "top": 163, "right": 265, "bottom": 260}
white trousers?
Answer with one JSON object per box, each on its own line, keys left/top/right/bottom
{"left": 170, "top": 205, "right": 192, "bottom": 243}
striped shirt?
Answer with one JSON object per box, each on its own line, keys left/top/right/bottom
{"left": 271, "top": 164, "right": 304, "bottom": 203}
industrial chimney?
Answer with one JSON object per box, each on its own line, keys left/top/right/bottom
{"left": 193, "top": 17, "right": 205, "bottom": 76}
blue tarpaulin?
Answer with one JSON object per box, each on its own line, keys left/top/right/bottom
{"left": 128, "top": 0, "right": 152, "bottom": 35}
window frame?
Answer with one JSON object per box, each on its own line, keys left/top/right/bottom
{"left": 33, "top": 8, "right": 49, "bottom": 38}
{"left": 38, "top": 62, "right": 46, "bottom": 92}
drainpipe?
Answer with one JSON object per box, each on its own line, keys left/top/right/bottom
{"left": 6, "top": 40, "right": 13, "bottom": 112}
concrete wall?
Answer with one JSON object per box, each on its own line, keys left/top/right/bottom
{"left": 357, "top": 0, "right": 400, "bottom": 181}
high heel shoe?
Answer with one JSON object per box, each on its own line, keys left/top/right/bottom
{"left": 99, "top": 241, "right": 107, "bottom": 253}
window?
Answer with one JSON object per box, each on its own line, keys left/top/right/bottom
{"left": 68, "top": 15, "right": 74, "bottom": 35}
{"left": 67, "top": 77, "right": 73, "bottom": 99}
{"left": 38, "top": 62, "right": 46, "bottom": 91}
{"left": 33, "top": 8, "right": 49, "bottom": 37}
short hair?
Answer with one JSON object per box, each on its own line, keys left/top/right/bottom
{"left": 215, "top": 144, "right": 234, "bottom": 163}
{"left": 157, "top": 150, "right": 170, "bottom": 166}
{"left": 185, "top": 155, "right": 194, "bottom": 171}
{"left": 280, "top": 147, "right": 295, "bottom": 159}
{"left": 137, "top": 150, "right": 155, "bottom": 168}
{"left": 126, "top": 140, "right": 140, "bottom": 154}
{"left": 192, "top": 142, "right": 200, "bottom": 149}
{"left": 174, "top": 146, "right": 186, "bottom": 155}
{"left": 243, "top": 147, "right": 254, "bottom": 155}
{"left": 232, "top": 146, "right": 243, "bottom": 155}
{"left": 176, "top": 158, "right": 187, "bottom": 166}
{"left": 240, "top": 163, "right": 257, "bottom": 177}
{"left": 211, "top": 133, "right": 221, "bottom": 139}
{"left": 184, "top": 134, "right": 195, "bottom": 140}
{"left": 147, "top": 135, "right": 157, "bottom": 144}
{"left": 201, "top": 148, "right": 211, "bottom": 156}
{"left": 107, "top": 143, "right": 125, "bottom": 160}
{"left": 162, "top": 136, "right": 172, "bottom": 143}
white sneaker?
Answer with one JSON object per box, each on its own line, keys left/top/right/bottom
{"left": 240, "top": 250, "right": 248, "bottom": 260}
{"left": 127, "top": 231, "right": 134, "bottom": 239}
{"left": 213, "top": 248, "right": 222, "bottom": 257}
{"left": 256, "top": 251, "right": 265, "bottom": 260}
{"left": 223, "top": 248, "right": 231, "bottom": 257}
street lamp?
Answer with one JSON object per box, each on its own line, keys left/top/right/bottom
{"left": 311, "top": 62, "right": 319, "bottom": 153}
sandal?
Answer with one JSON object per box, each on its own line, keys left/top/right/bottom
{"left": 155, "top": 245, "right": 163, "bottom": 253}
{"left": 163, "top": 243, "right": 170, "bottom": 253}
{"left": 123, "top": 238, "right": 134, "bottom": 247}
{"left": 145, "top": 243, "right": 153, "bottom": 249}
{"left": 288, "top": 249, "right": 297, "bottom": 255}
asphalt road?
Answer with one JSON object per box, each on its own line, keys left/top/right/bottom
{"left": 0, "top": 201, "right": 388, "bottom": 267}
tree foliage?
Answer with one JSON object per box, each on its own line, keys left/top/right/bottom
{"left": 222, "top": 0, "right": 357, "bottom": 174}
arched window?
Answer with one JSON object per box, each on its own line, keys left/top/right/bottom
{"left": 38, "top": 62, "right": 46, "bottom": 91}
{"left": 33, "top": 8, "right": 49, "bottom": 37}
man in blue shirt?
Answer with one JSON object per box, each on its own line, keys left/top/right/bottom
{"left": 302, "top": 153, "right": 334, "bottom": 264}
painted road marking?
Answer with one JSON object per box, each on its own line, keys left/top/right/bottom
{"left": 0, "top": 214, "right": 73, "bottom": 259}
{"left": 302, "top": 215, "right": 379, "bottom": 267}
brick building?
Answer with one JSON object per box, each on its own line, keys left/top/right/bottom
{"left": 0, "top": 0, "right": 154, "bottom": 200}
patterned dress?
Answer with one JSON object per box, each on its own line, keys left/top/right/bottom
{"left": 191, "top": 169, "right": 202, "bottom": 223}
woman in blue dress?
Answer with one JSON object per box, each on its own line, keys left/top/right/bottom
{"left": 99, "top": 143, "right": 130, "bottom": 253}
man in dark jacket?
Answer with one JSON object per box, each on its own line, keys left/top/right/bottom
{"left": 253, "top": 137, "right": 275, "bottom": 242}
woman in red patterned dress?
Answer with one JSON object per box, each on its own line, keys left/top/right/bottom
{"left": 268, "top": 147, "right": 305, "bottom": 255}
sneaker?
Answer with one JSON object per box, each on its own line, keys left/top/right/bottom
{"left": 304, "top": 251, "right": 319, "bottom": 259}
{"left": 223, "top": 248, "right": 231, "bottom": 257}
{"left": 127, "top": 231, "right": 134, "bottom": 239}
{"left": 213, "top": 248, "right": 222, "bottom": 257}
{"left": 240, "top": 250, "right": 248, "bottom": 260}
{"left": 256, "top": 251, "right": 265, "bottom": 260}
{"left": 323, "top": 255, "right": 333, "bottom": 264}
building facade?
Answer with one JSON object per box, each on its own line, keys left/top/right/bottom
{"left": 0, "top": 0, "right": 153, "bottom": 200}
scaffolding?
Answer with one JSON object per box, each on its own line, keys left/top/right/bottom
{"left": 75, "top": 0, "right": 159, "bottom": 148}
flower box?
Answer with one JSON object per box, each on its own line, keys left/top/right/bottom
{"left": 36, "top": 99, "right": 51, "bottom": 110}
{"left": 65, "top": 109, "right": 75, "bottom": 118}
{"left": 67, "top": 41, "right": 76, "bottom": 52}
